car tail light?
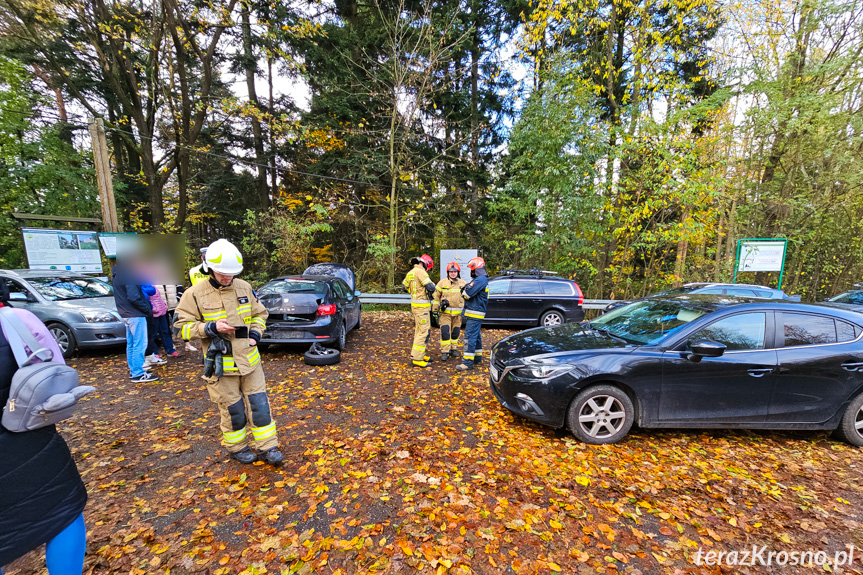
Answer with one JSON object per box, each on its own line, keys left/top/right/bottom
{"left": 317, "top": 304, "right": 337, "bottom": 316}
{"left": 573, "top": 282, "right": 584, "bottom": 306}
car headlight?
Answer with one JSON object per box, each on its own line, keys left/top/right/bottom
{"left": 512, "top": 360, "right": 572, "bottom": 380}
{"left": 81, "top": 309, "right": 120, "bottom": 323}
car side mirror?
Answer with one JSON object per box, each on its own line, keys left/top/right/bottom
{"left": 687, "top": 340, "right": 726, "bottom": 362}
{"left": 354, "top": 290, "right": 362, "bottom": 297}
{"left": 8, "top": 292, "right": 29, "bottom": 302}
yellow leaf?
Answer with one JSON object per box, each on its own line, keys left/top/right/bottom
{"left": 548, "top": 562, "right": 562, "bottom": 571}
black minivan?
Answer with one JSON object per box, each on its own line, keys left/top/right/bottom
{"left": 484, "top": 272, "right": 584, "bottom": 327}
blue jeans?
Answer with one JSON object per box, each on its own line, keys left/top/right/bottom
{"left": 0, "top": 513, "right": 85, "bottom": 575}
{"left": 462, "top": 317, "right": 483, "bottom": 367}
{"left": 124, "top": 316, "right": 148, "bottom": 377}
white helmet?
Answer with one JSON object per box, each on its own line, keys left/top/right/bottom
{"left": 205, "top": 239, "right": 243, "bottom": 275}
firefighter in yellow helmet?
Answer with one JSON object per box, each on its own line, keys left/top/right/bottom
{"left": 434, "top": 262, "right": 467, "bottom": 361}
{"left": 174, "top": 239, "right": 283, "bottom": 465}
{"left": 402, "top": 254, "right": 436, "bottom": 368}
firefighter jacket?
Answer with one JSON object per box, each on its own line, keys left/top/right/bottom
{"left": 174, "top": 278, "right": 268, "bottom": 376}
{"left": 402, "top": 264, "right": 435, "bottom": 309}
{"left": 189, "top": 264, "right": 208, "bottom": 286}
{"left": 434, "top": 277, "right": 467, "bottom": 315}
{"left": 462, "top": 269, "right": 489, "bottom": 320}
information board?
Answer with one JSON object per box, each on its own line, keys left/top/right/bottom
{"left": 21, "top": 227, "right": 103, "bottom": 273}
{"left": 736, "top": 240, "right": 787, "bottom": 272}
{"left": 438, "top": 249, "right": 478, "bottom": 281}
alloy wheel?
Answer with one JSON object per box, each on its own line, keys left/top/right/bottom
{"left": 50, "top": 326, "right": 70, "bottom": 353}
{"left": 578, "top": 395, "right": 626, "bottom": 439}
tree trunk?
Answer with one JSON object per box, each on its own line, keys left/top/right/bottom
{"left": 241, "top": 4, "right": 269, "bottom": 209}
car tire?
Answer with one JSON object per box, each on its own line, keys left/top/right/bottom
{"left": 303, "top": 346, "right": 341, "bottom": 366}
{"left": 257, "top": 343, "right": 271, "bottom": 352}
{"left": 333, "top": 321, "right": 346, "bottom": 351}
{"left": 356, "top": 308, "right": 362, "bottom": 330}
{"left": 833, "top": 392, "right": 863, "bottom": 447}
{"left": 567, "top": 385, "right": 634, "bottom": 445}
{"left": 47, "top": 322, "right": 76, "bottom": 360}
{"left": 540, "top": 310, "right": 565, "bottom": 327}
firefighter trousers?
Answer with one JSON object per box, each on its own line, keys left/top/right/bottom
{"left": 204, "top": 365, "right": 279, "bottom": 453}
{"left": 411, "top": 307, "right": 431, "bottom": 361}
{"left": 439, "top": 313, "right": 462, "bottom": 353}
{"left": 462, "top": 317, "right": 484, "bottom": 367}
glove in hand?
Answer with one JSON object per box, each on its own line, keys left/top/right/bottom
{"left": 440, "top": 299, "right": 449, "bottom": 312}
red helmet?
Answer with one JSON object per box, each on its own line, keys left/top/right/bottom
{"left": 418, "top": 254, "right": 434, "bottom": 270}
{"left": 467, "top": 257, "right": 485, "bottom": 270}
{"left": 446, "top": 261, "right": 461, "bottom": 273}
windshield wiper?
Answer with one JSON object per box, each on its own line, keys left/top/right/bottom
{"left": 581, "top": 321, "right": 629, "bottom": 344}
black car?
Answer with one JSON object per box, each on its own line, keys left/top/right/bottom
{"left": 827, "top": 290, "right": 863, "bottom": 307}
{"left": 258, "top": 275, "right": 361, "bottom": 349}
{"left": 604, "top": 282, "right": 799, "bottom": 312}
{"left": 490, "top": 295, "right": 863, "bottom": 446}
{"left": 485, "top": 271, "right": 584, "bottom": 327}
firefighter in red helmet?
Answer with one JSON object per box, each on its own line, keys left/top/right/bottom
{"left": 402, "top": 254, "right": 436, "bottom": 367}
{"left": 434, "top": 262, "right": 467, "bottom": 360}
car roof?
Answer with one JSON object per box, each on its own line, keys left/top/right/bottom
{"left": 271, "top": 275, "right": 339, "bottom": 283}
{"left": 490, "top": 274, "right": 570, "bottom": 281}
{"left": 683, "top": 282, "right": 774, "bottom": 290}
{"left": 643, "top": 294, "right": 863, "bottom": 322}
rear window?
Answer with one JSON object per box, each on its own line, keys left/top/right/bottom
{"left": 259, "top": 279, "right": 328, "bottom": 296}
{"left": 27, "top": 276, "right": 113, "bottom": 300}
{"left": 543, "top": 281, "right": 574, "bottom": 296}
{"left": 783, "top": 313, "right": 837, "bottom": 346}
{"left": 510, "top": 280, "right": 543, "bottom": 295}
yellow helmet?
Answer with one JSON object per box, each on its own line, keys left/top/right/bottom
{"left": 205, "top": 239, "right": 243, "bottom": 275}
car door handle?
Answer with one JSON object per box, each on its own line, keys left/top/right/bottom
{"left": 747, "top": 368, "right": 774, "bottom": 377}
{"left": 842, "top": 362, "right": 863, "bottom": 372}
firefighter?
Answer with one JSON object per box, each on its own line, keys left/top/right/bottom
{"left": 402, "top": 254, "right": 436, "bottom": 368}
{"left": 434, "top": 262, "right": 467, "bottom": 361}
{"left": 188, "top": 247, "right": 209, "bottom": 286}
{"left": 455, "top": 257, "right": 489, "bottom": 371}
{"left": 174, "top": 239, "right": 283, "bottom": 465}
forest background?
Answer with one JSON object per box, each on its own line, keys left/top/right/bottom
{"left": 0, "top": 0, "right": 861, "bottom": 300}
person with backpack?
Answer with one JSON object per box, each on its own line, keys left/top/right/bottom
{"left": 0, "top": 278, "right": 88, "bottom": 573}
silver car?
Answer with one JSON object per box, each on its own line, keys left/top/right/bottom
{"left": 1, "top": 269, "right": 126, "bottom": 358}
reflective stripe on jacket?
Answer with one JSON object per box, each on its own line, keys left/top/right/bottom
{"left": 174, "top": 278, "right": 268, "bottom": 376}
{"left": 402, "top": 264, "right": 435, "bottom": 309}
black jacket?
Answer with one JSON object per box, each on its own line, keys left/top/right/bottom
{"left": 113, "top": 265, "right": 152, "bottom": 318}
{"left": 0, "top": 327, "right": 88, "bottom": 566}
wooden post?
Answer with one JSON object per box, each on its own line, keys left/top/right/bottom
{"left": 88, "top": 117, "right": 122, "bottom": 233}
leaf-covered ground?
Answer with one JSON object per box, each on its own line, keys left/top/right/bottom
{"left": 6, "top": 312, "right": 863, "bottom": 575}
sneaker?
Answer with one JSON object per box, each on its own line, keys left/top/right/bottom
{"left": 264, "top": 447, "right": 283, "bottom": 465}
{"left": 230, "top": 447, "right": 257, "bottom": 464}
{"left": 146, "top": 355, "right": 167, "bottom": 365}
{"left": 455, "top": 363, "right": 472, "bottom": 371}
{"left": 169, "top": 351, "right": 180, "bottom": 357}
{"left": 185, "top": 342, "right": 197, "bottom": 351}
{"left": 131, "top": 372, "right": 159, "bottom": 382}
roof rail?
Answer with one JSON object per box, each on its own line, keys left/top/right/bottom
{"left": 498, "top": 268, "right": 559, "bottom": 277}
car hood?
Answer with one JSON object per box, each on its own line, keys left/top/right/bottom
{"left": 493, "top": 322, "right": 631, "bottom": 364}
{"left": 54, "top": 296, "right": 119, "bottom": 312}
{"left": 259, "top": 293, "right": 322, "bottom": 314}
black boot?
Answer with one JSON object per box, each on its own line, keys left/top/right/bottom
{"left": 441, "top": 352, "right": 449, "bottom": 361}
{"left": 230, "top": 447, "right": 257, "bottom": 464}
{"left": 264, "top": 447, "right": 283, "bottom": 465}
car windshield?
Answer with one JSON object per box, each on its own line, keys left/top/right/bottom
{"left": 590, "top": 299, "right": 710, "bottom": 344}
{"left": 830, "top": 291, "right": 863, "bottom": 305}
{"left": 259, "top": 279, "right": 328, "bottom": 296}
{"left": 27, "top": 276, "right": 114, "bottom": 300}
{"left": 652, "top": 286, "right": 703, "bottom": 297}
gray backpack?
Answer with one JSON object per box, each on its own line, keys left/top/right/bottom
{"left": 0, "top": 307, "right": 95, "bottom": 432}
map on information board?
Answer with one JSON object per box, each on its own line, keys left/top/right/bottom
{"left": 737, "top": 240, "right": 786, "bottom": 273}
{"left": 21, "top": 227, "right": 103, "bottom": 273}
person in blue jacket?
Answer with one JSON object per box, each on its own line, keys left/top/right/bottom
{"left": 456, "top": 257, "right": 489, "bottom": 371}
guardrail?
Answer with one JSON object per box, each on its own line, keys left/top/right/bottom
{"left": 359, "top": 293, "right": 615, "bottom": 310}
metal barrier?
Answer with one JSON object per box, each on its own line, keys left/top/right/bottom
{"left": 359, "top": 293, "right": 615, "bottom": 310}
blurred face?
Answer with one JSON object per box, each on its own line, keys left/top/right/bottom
{"left": 448, "top": 269, "right": 458, "bottom": 279}
{"left": 213, "top": 271, "right": 235, "bottom": 286}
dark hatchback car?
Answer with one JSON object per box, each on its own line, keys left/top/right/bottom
{"left": 258, "top": 275, "right": 361, "bottom": 350}
{"left": 604, "top": 282, "right": 799, "bottom": 312}
{"left": 490, "top": 295, "right": 863, "bottom": 446}
{"left": 485, "top": 272, "right": 584, "bottom": 327}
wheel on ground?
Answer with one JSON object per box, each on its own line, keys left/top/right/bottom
{"left": 304, "top": 346, "right": 341, "bottom": 366}
{"left": 47, "top": 323, "right": 76, "bottom": 359}
{"left": 567, "top": 384, "right": 634, "bottom": 444}
{"left": 257, "top": 343, "right": 271, "bottom": 352}
{"left": 333, "top": 321, "right": 346, "bottom": 351}
{"left": 833, "top": 392, "right": 863, "bottom": 447}
{"left": 540, "top": 310, "right": 565, "bottom": 327}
